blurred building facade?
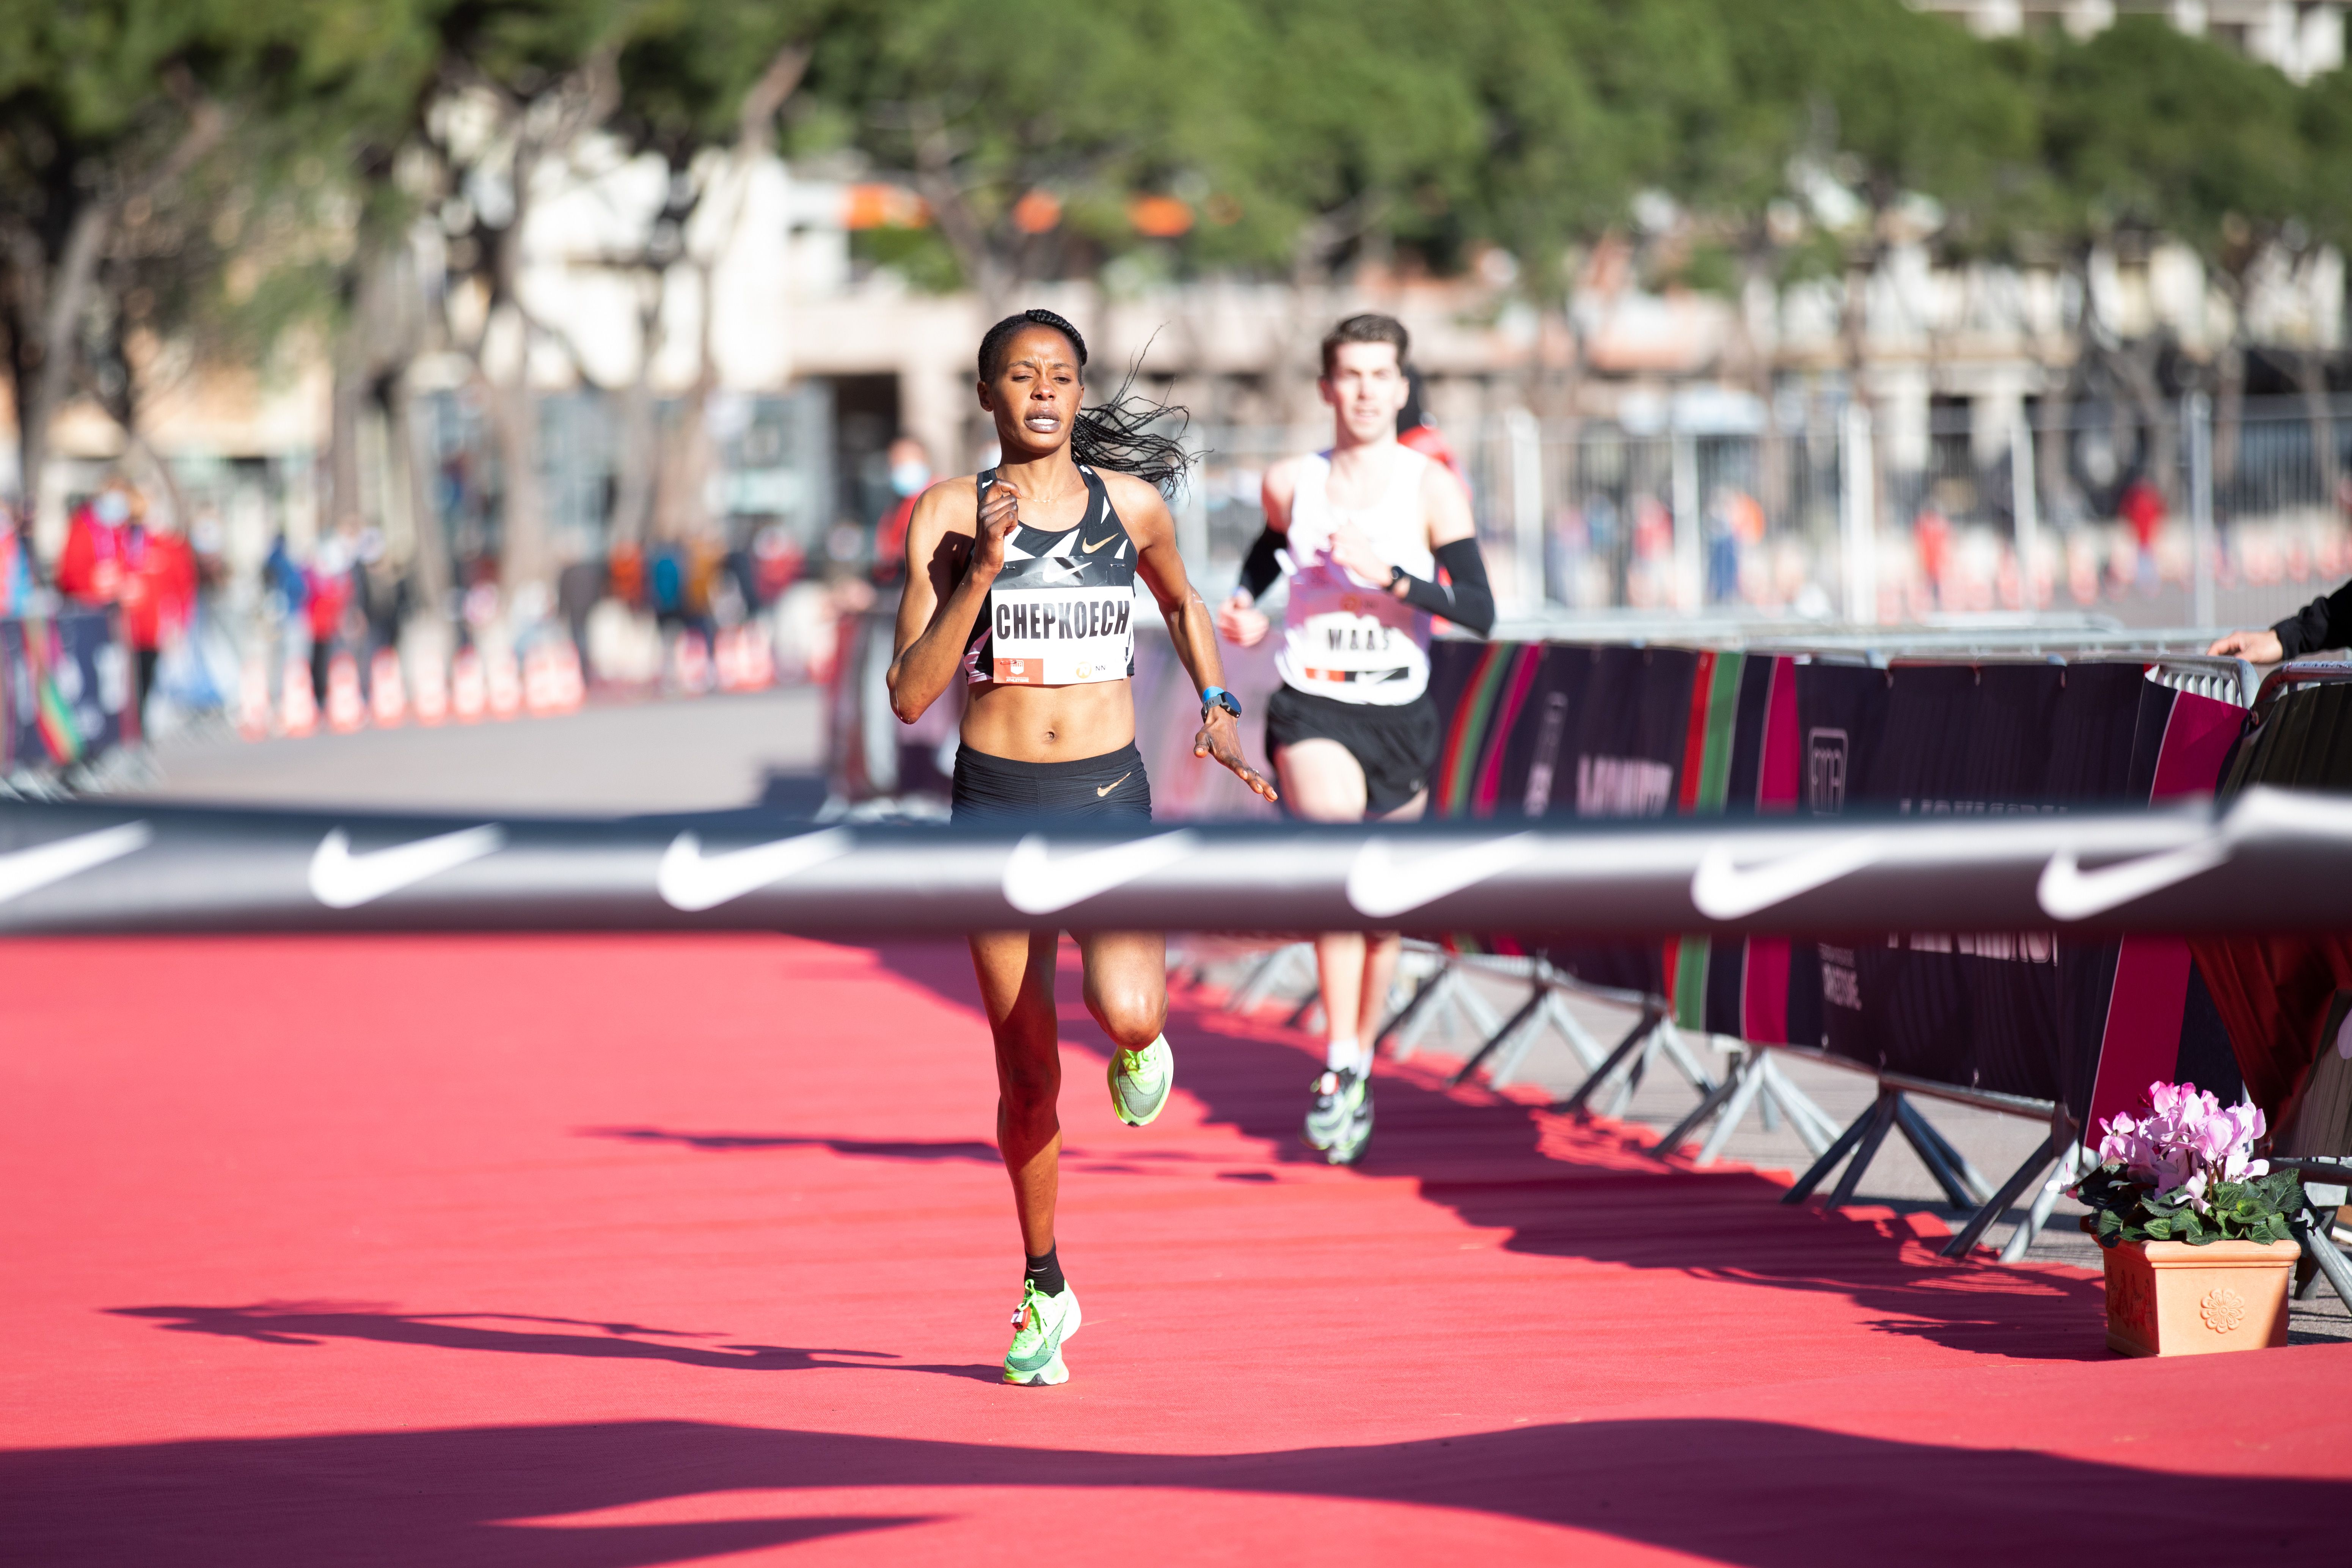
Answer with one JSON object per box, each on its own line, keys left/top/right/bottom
{"left": 1913, "top": 0, "right": 2345, "bottom": 79}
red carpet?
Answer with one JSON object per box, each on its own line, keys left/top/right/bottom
{"left": 2, "top": 934, "right": 2346, "bottom": 1565}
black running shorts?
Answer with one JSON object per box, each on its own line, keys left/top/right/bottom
{"left": 1265, "top": 685, "right": 1442, "bottom": 816}
{"left": 951, "top": 741, "right": 1154, "bottom": 824}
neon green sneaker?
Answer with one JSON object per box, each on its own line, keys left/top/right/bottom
{"left": 1002, "top": 1278, "right": 1081, "bottom": 1386}
{"left": 1108, "top": 1033, "right": 1173, "bottom": 1127}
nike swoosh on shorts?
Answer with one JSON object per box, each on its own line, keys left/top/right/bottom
{"left": 1689, "top": 834, "right": 1884, "bottom": 920}
{"left": 308, "top": 825, "right": 506, "bottom": 909}
{"left": 1344, "top": 834, "right": 1532, "bottom": 920}
{"left": 1002, "top": 831, "right": 1196, "bottom": 916}
{"left": 1095, "top": 772, "right": 1133, "bottom": 798}
{"left": 657, "top": 828, "right": 854, "bottom": 912}
{"left": 0, "top": 821, "right": 152, "bottom": 907}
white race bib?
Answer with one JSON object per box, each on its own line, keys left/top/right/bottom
{"left": 986, "top": 586, "right": 1135, "bottom": 686}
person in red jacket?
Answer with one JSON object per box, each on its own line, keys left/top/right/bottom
{"left": 55, "top": 482, "right": 132, "bottom": 606}
{"left": 305, "top": 537, "right": 356, "bottom": 704}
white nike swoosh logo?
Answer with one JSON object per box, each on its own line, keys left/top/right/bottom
{"left": 1346, "top": 834, "right": 1533, "bottom": 920}
{"left": 1002, "top": 831, "right": 1196, "bottom": 915}
{"left": 656, "top": 828, "right": 853, "bottom": 912}
{"left": 0, "top": 821, "right": 153, "bottom": 906}
{"left": 308, "top": 826, "right": 505, "bottom": 909}
{"left": 2037, "top": 840, "right": 2233, "bottom": 921}
{"left": 1690, "top": 834, "right": 1883, "bottom": 920}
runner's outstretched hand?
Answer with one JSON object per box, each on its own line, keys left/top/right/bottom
{"left": 1196, "top": 708, "right": 1278, "bottom": 802}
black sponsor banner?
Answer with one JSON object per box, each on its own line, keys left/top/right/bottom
{"left": 1809, "top": 662, "right": 2198, "bottom": 1108}
{"left": 9, "top": 786, "right": 2352, "bottom": 939}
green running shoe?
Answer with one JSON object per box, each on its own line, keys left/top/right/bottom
{"left": 1304, "top": 1067, "right": 1373, "bottom": 1164}
{"left": 1108, "top": 1033, "right": 1173, "bottom": 1127}
{"left": 1002, "top": 1278, "right": 1082, "bottom": 1385}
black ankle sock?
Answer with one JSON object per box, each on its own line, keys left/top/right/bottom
{"left": 1024, "top": 1246, "right": 1066, "bottom": 1297}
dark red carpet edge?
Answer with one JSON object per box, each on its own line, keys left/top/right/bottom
{"left": 2, "top": 934, "right": 2344, "bottom": 1567}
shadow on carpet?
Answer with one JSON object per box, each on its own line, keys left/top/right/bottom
{"left": 6, "top": 1414, "right": 2344, "bottom": 1566}
{"left": 867, "top": 942, "right": 2110, "bottom": 1362}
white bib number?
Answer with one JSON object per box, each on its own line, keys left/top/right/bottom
{"left": 988, "top": 587, "right": 1133, "bottom": 686}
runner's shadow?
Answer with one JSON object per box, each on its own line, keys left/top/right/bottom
{"left": 7, "top": 1412, "right": 2346, "bottom": 1566}
{"left": 867, "top": 940, "right": 2110, "bottom": 1361}
{"left": 107, "top": 1303, "right": 915, "bottom": 1374}
{"left": 580, "top": 1126, "right": 999, "bottom": 1162}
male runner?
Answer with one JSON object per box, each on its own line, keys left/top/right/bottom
{"left": 1217, "top": 314, "right": 1494, "bottom": 1164}
{"left": 891, "top": 309, "right": 1275, "bottom": 1384}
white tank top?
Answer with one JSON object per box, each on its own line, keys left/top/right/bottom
{"left": 1276, "top": 446, "right": 1434, "bottom": 706}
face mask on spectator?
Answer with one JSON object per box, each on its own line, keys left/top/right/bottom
{"left": 95, "top": 492, "right": 130, "bottom": 526}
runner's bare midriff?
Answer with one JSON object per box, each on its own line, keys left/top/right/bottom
{"left": 962, "top": 678, "right": 1137, "bottom": 763}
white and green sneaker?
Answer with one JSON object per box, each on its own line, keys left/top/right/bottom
{"left": 1002, "top": 1278, "right": 1082, "bottom": 1386}
{"left": 1108, "top": 1033, "right": 1173, "bottom": 1127}
{"left": 1304, "top": 1068, "right": 1373, "bottom": 1165}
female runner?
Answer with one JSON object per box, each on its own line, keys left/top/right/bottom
{"left": 889, "top": 309, "right": 1276, "bottom": 1386}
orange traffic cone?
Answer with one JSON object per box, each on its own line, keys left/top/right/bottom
{"left": 369, "top": 648, "right": 407, "bottom": 728}
{"left": 523, "top": 643, "right": 560, "bottom": 716}
{"left": 281, "top": 653, "right": 318, "bottom": 737}
{"left": 411, "top": 647, "right": 448, "bottom": 726}
{"left": 451, "top": 648, "right": 486, "bottom": 723}
{"left": 740, "top": 625, "right": 775, "bottom": 689}
{"left": 485, "top": 644, "right": 522, "bottom": 719}
{"left": 551, "top": 636, "right": 586, "bottom": 711}
{"left": 713, "top": 626, "right": 746, "bottom": 691}
{"left": 238, "top": 653, "right": 273, "bottom": 740}
{"left": 672, "top": 629, "right": 713, "bottom": 694}
{"left": 325, "top": 651, "right": 366, "bottom": 733}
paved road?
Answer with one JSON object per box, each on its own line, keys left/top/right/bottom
{"left": 129, "top": 687, "right": 829, "bottom": 816}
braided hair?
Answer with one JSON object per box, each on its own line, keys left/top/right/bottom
{"left": 977, "top": 309, "right": 1193, "bottom": 492}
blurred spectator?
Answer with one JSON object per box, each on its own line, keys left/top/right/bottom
{"left": 1914, "top": 507, "right": 1953, "bottom": 606}
{"left": 354, "top": 528, "right": 404, "bottom": 659}
{"left": 0, "top": 500, "right": 37, "bottom": 615}
{"left": 556, "top": 556, "right": 606, "bottom": 651}
{"left": 685, "top": 531, "right": 725, "bottom": 641}
{"left": 647, "top": 542, "right": 685, "bottom": 626}
{"left": 608, "top": 540, "right": 645, "bottom": 609}
{"left": 116, "top": 496, "right": 196, "bottom": 724}
{"left": 56, "top": 480, "right": 134, "bottom": 606}
{"left": 751, "top": 523, "right": 805, "bottom": 603}
{"left": 2119, "top": 476, "right": 2164, "bottom": 593}
{"left": 263, "top": 532, "right": 306, "bottom": 620}
{"left": 1708, "top": 487, "right": 1764, "bottom": 605}
{"left": 58, "top": 478, "right": 195, "bottom": 723}
{"left": 873, "top": 436, "right": 934, "bottom": 585}
{"left": 306, "top": 534, "right": 356, "bottom": 701}
{"left": 2120, "top": 476, "right": 2165, "bottom": 552}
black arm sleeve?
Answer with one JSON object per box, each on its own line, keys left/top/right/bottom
{"left": 1391, "top": 537, "right": 1495, "bottom": 638}
{"left": 2273, "top": 578, "right": 2352, "bottom": 658}
{"left": 1237, "top": 525, "right": 1286, "bottom": 601}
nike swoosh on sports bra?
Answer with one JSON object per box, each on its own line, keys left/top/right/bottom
{"left": 964, "top": 465, "right": 1139, "bottom": 687}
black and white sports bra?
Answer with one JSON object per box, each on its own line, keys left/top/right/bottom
{"left": 962, "top": 465, "right": 1139, "bottom": 687}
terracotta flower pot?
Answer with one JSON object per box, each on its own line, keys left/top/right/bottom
{"left": 2098, "top": 1236, "right": 2300, "bottom": 1357}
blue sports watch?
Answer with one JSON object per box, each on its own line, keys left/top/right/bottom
{"left": 1201, "top": 685, "right": 1242, "bottom": 721}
